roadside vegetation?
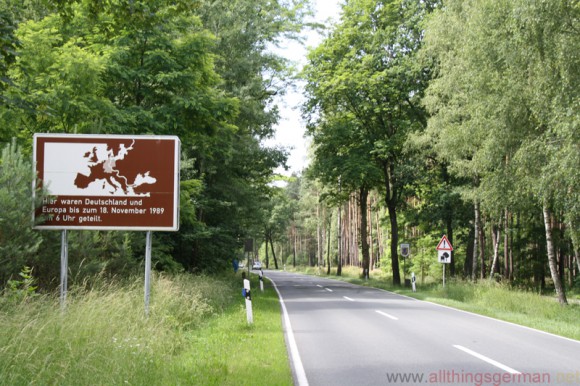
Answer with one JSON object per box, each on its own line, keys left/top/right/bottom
{"left": 294, "top": 265, "right": 580, "bottom": 342}
{"left": 0, "top": 272, "right": 291, "bottom": 386}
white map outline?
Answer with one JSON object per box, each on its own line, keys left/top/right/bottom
{"left": 43, "top": 141, "right": 156, "bottom": 197}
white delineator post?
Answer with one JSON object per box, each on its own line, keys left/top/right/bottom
{"left": 243, "top": 277, "right": 253, "bottom": 324}
{"left": 411, "top": 272, "right": 416, "bottom": 292}
{"left": 259, "top": 269, "right": 264, "bottom": 292}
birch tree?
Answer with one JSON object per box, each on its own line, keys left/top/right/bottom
{"left": 422, "top": 0, "right": 578, "bottom": 303}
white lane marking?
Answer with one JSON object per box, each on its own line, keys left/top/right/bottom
{"left": 325, "top": 288, "right": 333, "bottom": 292}
{"left": 453, "top": 345, "right": 521, "bottom": 374}
{"left": 375, "top": 310, "right": 399, "bottom": 320}
{"left": 268, "top": 277, "right": 309, "bottom": 386}
{"left": 373, "top": 287, "right": 580, "bottom": 345}
{"left": 343, "top": 296, "right": 355, "bottom": 302}
{"left": 316, "top": 284, "right": 323, "bottom": 288}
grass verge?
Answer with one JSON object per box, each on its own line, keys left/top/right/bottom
{"left": 293, "top": 265, "right": 580, "bottom": 341}
{"left": 0, "top": 272, "right": 292, "bottom": 385}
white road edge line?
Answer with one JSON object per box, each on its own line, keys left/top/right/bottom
{"left": 325, "top": 288, "right": 333, "bottom": 292}
{"left": 373, "top": 287, "right": 580, "bottom": 345}
{"left": 343, "top": 296, "right": 355, "bottom": 302}
{"left": 453, "top": 345, "right": 521, "bottom": 374}
{"left": 268, "top": 277, "right": 309, "bottom": 386}
{"left": 375, "top": 310, "right": 398, "bottom": 320}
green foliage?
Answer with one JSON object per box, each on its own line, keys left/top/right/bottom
{"left": 3, "top": 266, "right": 38, "bottom": 302}
{"left": 422, "top": 0, "right": 579, "bottom": 217}
{"left": 0, "top": 0, "right": 309, "bottom": 282}
{"left": 303, "top": 0, "right": 440, "bottom": 285}
{"left": 0, "top": 140, "right": 44, "bottom": 286}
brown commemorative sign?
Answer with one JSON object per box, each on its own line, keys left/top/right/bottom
{"left": 33, "top": 134, "right": 180, "bottom": 231}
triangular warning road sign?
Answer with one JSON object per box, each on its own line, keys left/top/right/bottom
{"left": 436, "top": 235, "right": 453, "bottom": 251}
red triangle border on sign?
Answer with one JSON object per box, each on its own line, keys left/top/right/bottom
{"left": 436, "top": 235, "right": 453, "bottom": 251}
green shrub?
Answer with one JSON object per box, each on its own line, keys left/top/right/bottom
{"left": 0, "top": 140, "right": 44, "bottom": 286}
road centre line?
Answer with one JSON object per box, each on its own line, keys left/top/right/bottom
{"left": 325, "top": 288, "right": 333, "bottom": 292}
{"left": 453, "top": 345, "right": 521, "bottom": 374}
{"left": 375, "top": 310, "right": 399, "bottom": 320}
{"left": 343, "top": 296, "right": 355, "bottom": 301}
{"left": 316, "top": 284, "right": 323, "bottom": 288}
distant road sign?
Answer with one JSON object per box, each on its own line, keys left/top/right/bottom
{"left": 400, "top": 243, "right": 410, "bottom": 257}
{"left": 33, "top": 134, "right": 180, "bottom": 231}
{"left": 436, "top": 235, "right": 453, "bottom": 251}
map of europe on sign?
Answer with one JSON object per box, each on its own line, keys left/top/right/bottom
{"left": 44, "top": 140, "right": 157, "bottom": 197}
{"left": 34, "top": 134, "right": 180, "bottom": 231}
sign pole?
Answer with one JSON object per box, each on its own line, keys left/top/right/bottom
{"left": 60, "top": 229, "right": 68, "bottom": 310}
{"left": 442, "top": 262, "right": 446, "bottom": 289}
{"left": 144, "top": 231, "right": 152, "bottom": 317}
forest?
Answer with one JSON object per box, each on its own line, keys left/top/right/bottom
{"left": 1, "top": 0, "right": 578, "bottom": 305}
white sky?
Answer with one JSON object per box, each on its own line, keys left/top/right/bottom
{"left": 264, "top": 0, "right": 343, "bottom": 176}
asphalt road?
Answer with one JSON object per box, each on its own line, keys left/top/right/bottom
{"left": 265, "top": 270, "right": 580, "bottom": 386}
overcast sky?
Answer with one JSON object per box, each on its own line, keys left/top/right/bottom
{"left": 264, "top": 0, "right": 343, "bottom": 176}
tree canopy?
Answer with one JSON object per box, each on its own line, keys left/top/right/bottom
{"left": 0, "top": 0, "right": 578, "bottom": 302}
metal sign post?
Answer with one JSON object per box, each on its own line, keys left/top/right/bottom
{"left": 144, "top": 231, "right": 152, "bottom": 317}
{"left": 60, "top": 229, "right": 68, "bottom": 310}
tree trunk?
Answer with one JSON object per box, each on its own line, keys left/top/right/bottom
{"left": 265, "top": 232, "right": 270, "bottom": 268}
{"left": 480, "top": 213, "right": 486, "bottom": 279}
{"left": 382, "top": 160, "right": 401, "bottom": 286}
{"left": 369, "top": 195, "right": 374, "bottom": 271}
{"left": 542, "top": 203, "right": 567, "bottom": 305}
{"left": 386, "top": 201, "right": 400, "bottom": 286}
{"left": 326, "top": 216, "right": 332, "bottom": 275}
{"left": 569, "top": 220, "right": 579, "bottom": 275}
{"left": 269, "top": 233, "right": 279, "bottom": 270}
{"left": 292, "top": 226, "right": 297, "bottom": 268}
{"left": 464, "top": 226, "right": 474, "bottom": 278}
{"left": 337, "top": 202, "right": 342, "bottom": 276}
{"left": 489, "top": 223, "right": 500, "bottom": 280}
{"left": 317, "top": 200, "right": 322, "bottom": 269}
{"left": 576, "top": 250, "right": 580, "bottom": 277}
{"left": 472, "top": 201, "right": 480, "bottom": 281}
{"left": 360, "top": 187, "right": 370, "bottom": 279}
{"left": 504, "top": 209, "right": 511, "bottom": 281}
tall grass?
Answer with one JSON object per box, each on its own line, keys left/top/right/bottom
{"left": 417, "top": 280, "right": 580, "bottom": 341}
{"left": 0, "top": 272, "right": 291, "bottom": 385}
